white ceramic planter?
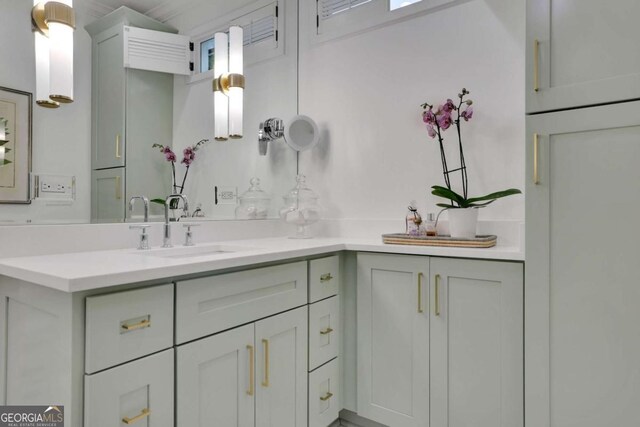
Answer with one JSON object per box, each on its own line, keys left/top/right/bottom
{"left": 448, "top": 208, "right": 479, "bottom": 239}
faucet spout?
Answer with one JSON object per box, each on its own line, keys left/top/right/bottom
{"left": 163, "top": 194, "right": 190, "bottom": 248}
{"left": 129, "top": 196, "right": 150, "bottom": 222}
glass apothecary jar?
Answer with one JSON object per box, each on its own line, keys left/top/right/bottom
{"left": 279, "top": 174, "right": 322, "bottom": 238}
{"left": 235, "top": 177, "right": 271, "bottom": 220}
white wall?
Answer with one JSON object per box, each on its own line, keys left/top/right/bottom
{"left": 0, "top": 0, "right": 93, "bottom": 223}
{"left": 298, "top": 0, "right": 525, "bottom": 222}
{"left": 168, "top": 0, "right": 299, "bottom": 219}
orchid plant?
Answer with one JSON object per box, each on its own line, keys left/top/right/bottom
{"left": 421, "top": 88, "right": 520, "bottom": 209}
{"left": 151, "top": 139, "right": 209, "bottom": 206}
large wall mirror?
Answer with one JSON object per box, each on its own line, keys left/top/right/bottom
{"left": 0, "top": 0, "right": 298, "bottom": 224}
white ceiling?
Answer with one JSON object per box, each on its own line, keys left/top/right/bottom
{"left": 81, "top": 0, "right": 213, "bottom": 22}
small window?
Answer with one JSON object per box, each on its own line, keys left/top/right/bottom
{"left": 200, "top": 38, "right": 214, "bottom": 73}
{"left": 389, "top": 0, "right": 422, "bottom": 10}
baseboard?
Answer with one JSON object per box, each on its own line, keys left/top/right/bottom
{"left": 337, "top": 410, "right": 388, "bottom": 427}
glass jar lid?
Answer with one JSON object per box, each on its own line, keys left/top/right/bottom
{"left": 283, "top": 174, "right": 318, "bottom": 202}
{"left": 239, "top": 177, "right": 270, "bottom": 203}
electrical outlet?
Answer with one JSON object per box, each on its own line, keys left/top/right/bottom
{"left": 215, "top": 186, "right": 237, "bottom": 205}
{"left": 33, "top": 174, "right": 75, "bottom": 201}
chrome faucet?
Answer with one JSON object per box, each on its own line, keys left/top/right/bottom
{"left": 163, "top": 194, "right": 190, "bottom": 248}
{"left": 129, "top": 196, "right": 150, "bottom": 222}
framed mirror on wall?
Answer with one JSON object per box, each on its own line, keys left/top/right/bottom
{"left": 0, "top": 0, "right": 299, "bottom": 225}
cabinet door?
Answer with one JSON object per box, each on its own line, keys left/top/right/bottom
{"left": 429, "top": 258, "right": 523, "bottom": 427}
{"left": 357, "top": 253, "right": 429, "bottom": 427}
{"left": 84, "top": 349, "right": 174, "bottom": 427}
{"left": 526, "top": 101, "right": 640, "bottom": 427}
{"left": 176, "top": 324, "right": 254, "bottom": 427}
{"left": 526, "top": 0, "right": 640, "bottom": 113}
{"left": 91, "top": 168, "right": 125, "bottom": 222}
{"left": 255, "top": 306, "right": 308, "bottom": 427}
{"left": 93, "top": 26, "right": 125, "bottom": 169}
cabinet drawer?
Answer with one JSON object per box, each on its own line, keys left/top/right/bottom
{"left": 309, "top": 296, "right": 340, "bottom": 371}
{"left": 309, "top": 358, "right": 340, "bottom": 427}
{"left": 85, "top": 284, "right": 174, "bottom": 374}
{"left": 309, "top": 255, "right": 339, "bottom": 303}
{"left": 176, "top": 261, "right": 308, "bottom": 344}
{"left": 84, "top": 349, "right": 174, "bottom": 427}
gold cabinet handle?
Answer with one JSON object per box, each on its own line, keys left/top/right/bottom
{"left": 122, "top": 408, "right": 150, "bottom": 425}
{"left": 121, "top": 318, "right": 150, "bottom": 331}
{"left": 533, "top": 39, "right": 540, "bottom": 92}
{"left": 320, "top": 327, "right": 334, "bottom": 335}
{"left": 261, "top": 339, "right": 270, "bottom": 387}
{"left": 116, "top": 134, "right": 122, "bottom": 159}
{"left": 247, "top": 345, "right": 255, "bottom": 396}
{"left": 320, "top": 273, "right": 333, "bottom": 283}
{"left": 320, "top": 391, "right": 334, "bottom": 402}
{"left": 418, "top": 272, "right": 424, "bottom": 313}
{"left": 435, "top": 274, "right": 441, "bottom": 316}
{"left": 115, "top": 175, "right": 122, "bottom": 200}
{"left": 533, "top": 133, "right": 540, "bottom": 185}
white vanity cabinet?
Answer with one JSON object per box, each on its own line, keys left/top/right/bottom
{"left": 357, "top": 253, "right": 523, "bottom": 427}
{"left": 526, "top": 0, "right": 640, "bottom": 113}
{"left": 526, "top": 101, "right": 640, "bottom": 427}
{"left": 177, "top": 307, "right": 308, "bottom": 427}
{"left": 84, "top": 349, "right": 174, "bottom": 427}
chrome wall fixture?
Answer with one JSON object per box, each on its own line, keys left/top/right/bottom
{"left": 212, "top": 26, "right": 245, "bottom": 140}
{"left": 32, "top": 0, "right": 76, "bottom": 108}
{"left": 258, "top": 115, "right": 321, "bottom": 156}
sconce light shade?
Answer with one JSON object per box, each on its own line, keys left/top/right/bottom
{"left": 32, "top": 0, "right": 75, "bottom": 107}
{"left": 228, "top": 26, "right": 243, "bottom": 139}
{"left": 213, "top": 32, "right": 229, "bottom": 140}
{"left": 213, "top": 26, "right": 244, "bottom": 140}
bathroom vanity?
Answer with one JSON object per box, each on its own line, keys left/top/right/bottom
{"left": 0, "top": 237, "right": 523, "bottom": 427}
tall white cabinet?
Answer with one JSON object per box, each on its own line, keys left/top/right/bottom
{"left": 86, "top": 7, "right": 173, "bottom": 222}
{"left": 357, "top": 253, "right": 523, "bottom": 427}
{"left": 526, "top": 0, "right": 640, "bottom": 113}
{"left": 525, "top": 101, "right": 640, "bottom": 427}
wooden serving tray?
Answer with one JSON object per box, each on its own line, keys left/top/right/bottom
{"left": 382, "top": 233, "right": 497, "bottom": 248}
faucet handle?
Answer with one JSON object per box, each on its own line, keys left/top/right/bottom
{"left": 182, "top": 223, "right": 200, "bottom": 247}
{"left": 129, "top": 225, "right": 151, "bottom": 250}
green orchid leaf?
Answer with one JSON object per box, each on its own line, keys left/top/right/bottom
{"left": 465, "top": 188, "right": 521, "bottom": 204}
{"left": 3, "top": 148, "right": 10, "bottom": 154}
{"left": 466, "top": 200, "right": 496, "bottom": 208}
{"left": 150, "top": 198, "right": 166, "bottom": 205}
{"left": 436, "top": 203, "right": 455, "bottom": 208}
{"left": 431, "top": 185, "right": 465, "bottom": 205}
{"left": 0, "top": 140, "right": 8, "bottom": 146}
{"left": 1, "top": 159, "right": 12, "bottom": 166}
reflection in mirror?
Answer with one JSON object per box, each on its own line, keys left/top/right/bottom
{"left": 0, "top": 0, "right": 298, "bottom": 225}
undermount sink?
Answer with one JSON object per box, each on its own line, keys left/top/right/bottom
{"left": 138, "top": 244, "right": 258, "bottom": 259}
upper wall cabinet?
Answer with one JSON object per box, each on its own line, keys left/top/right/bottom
{"left": 526, "top": 0, "right": 640, "bottom": 113}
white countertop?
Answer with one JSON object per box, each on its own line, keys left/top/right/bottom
{"left": 0, "top": 237, "right": 523, "bottom": 292}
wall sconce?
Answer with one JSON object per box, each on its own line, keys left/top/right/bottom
{"left": 32, "top": 0, "right": 76, "bottom": 108}
{"left": 212, "top": 26, "right": 244, "bottom": 141}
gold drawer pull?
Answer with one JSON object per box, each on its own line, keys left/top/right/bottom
{"left": 116, "top": 134, "right": 122, "bottom": 159}
{"left": 320, "top": 392, "right": 334, "bottom": 402}
{"left": 122, "top": 408, "right": 150, "bottom": 425}
{"left": 115, "top": 175, "right": 122, "bottom": 200}
{"left": 533, "top": 133, "right": 540, "bottom": 185}
{"left": 121, "top": 318, "right": 150, "bottom": 331}
{"left": 533, "top": 39, "right": 540, "bottom": 92}
{"left": 320, "top": 327, "right": 334, "bottom": 335}
{"left": 262, "top": 339, "right": 270, "bottom": 387}
{"left": 247, "top": 345, "right": 255, "bottom": 396}
{"left": 320, "top": 273, "right": 333, "bottom": 283}
{"left": 435, "top": 274, "right": 441, "bottom": 317}
{"left": 418, "top": 272, "right": 424, "bottom": 313}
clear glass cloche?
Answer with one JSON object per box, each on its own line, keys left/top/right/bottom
{"left": 235, "top": 177, "right": 271, "bottom": 220}
{"left": 279, "top": 174, "right": 322, "bottom": 238}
